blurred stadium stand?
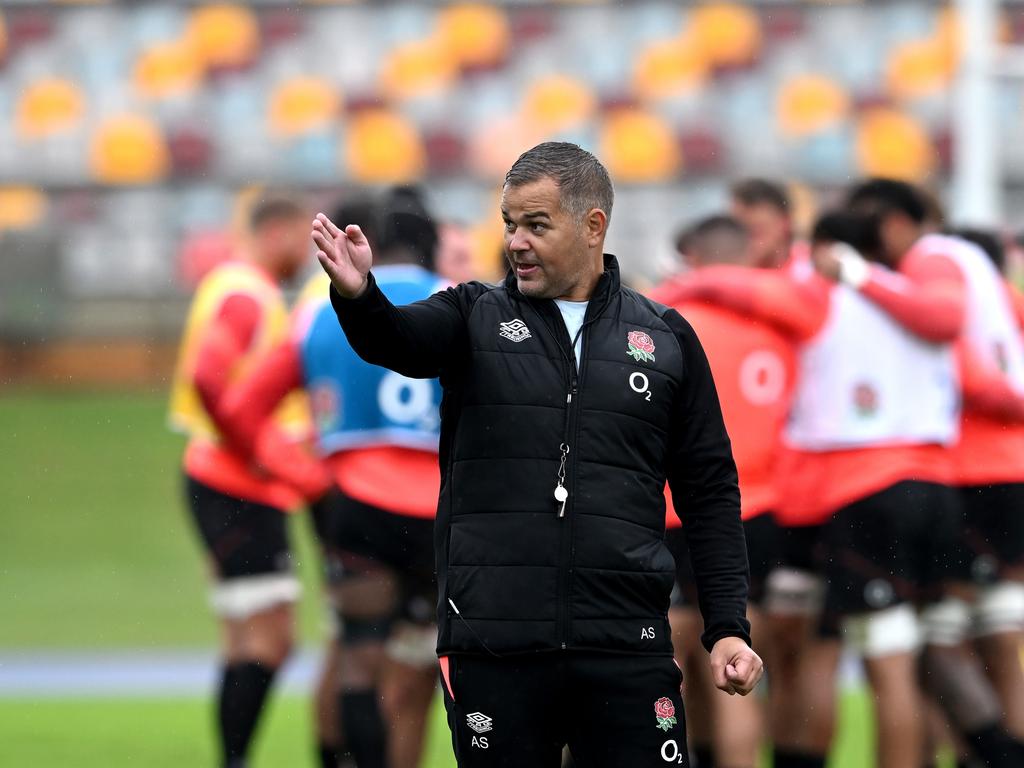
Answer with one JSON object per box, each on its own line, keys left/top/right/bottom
{"left": 4, "top": 1, "right": 1024, "bottom": 385}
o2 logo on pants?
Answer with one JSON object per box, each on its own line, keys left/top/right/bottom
{"left": 661, "top": 739, "right": 684, "bottom": 763}
{"left": 629, "top": 372, "right": 652, "bottom": 402}
{"left": 378, "top": 372, "right": 438, "bottom": 430}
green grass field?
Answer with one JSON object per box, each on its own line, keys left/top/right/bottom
{"left": 0, "top": 391, "right": 888, "bottom": 766}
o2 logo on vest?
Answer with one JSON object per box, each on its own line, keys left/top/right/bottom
{"left": 378, "top": 372, "right": 439, "bottom": 430}
{"left": 629, "top": 371, "right": 652, "bottom": 402}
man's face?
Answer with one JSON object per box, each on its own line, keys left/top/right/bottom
{"left": 260, "top": 215, "right": 310, "bottom": 281}
{"left": 501, "top": 177, "right": 592, "bottom": 300}
{"left": 730, "top": 200, "right": 790, "bottom": 268}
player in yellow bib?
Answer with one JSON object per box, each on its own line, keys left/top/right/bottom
{"left": 169, "top": 195, "right": 322, "bottom": 768}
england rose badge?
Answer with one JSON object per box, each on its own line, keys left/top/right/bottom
{"left": 627, "top": 330, "right": 656, "bottom": 363}
{"left": 654, "top": 697, "right": 677, "bottom": 731}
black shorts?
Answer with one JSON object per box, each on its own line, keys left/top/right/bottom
{"left": 315, "top": 489, "right": 436, "bottom": 626}
{"left": 958, "top": 483, "right": 1024, "bottom": 583}
{"left": 184, "top": 475, "right": 293, "bottom": 581}
{"left": 820, "top": 480, "right": 961, "bottom": 632}
{"left": 778, "top": 521, "right": 828, "bottom": 575}
{"left": 440, "top": 652, "right": 688, "bottom": 767}
{"left": 667, "top": 513, "right": 780, "bottom": 608}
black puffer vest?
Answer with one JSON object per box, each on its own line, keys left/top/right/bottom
{"left": 436, "top": 256, "right": 686, "bottom": 656}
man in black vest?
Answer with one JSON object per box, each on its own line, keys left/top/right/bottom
{"left": 313, "top": 142, "right": 761, "bottom": 767}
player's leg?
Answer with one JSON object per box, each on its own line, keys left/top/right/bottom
{"left": 704, "top": 514, "right": 774, "bottom": 768}
{"left": 380, "top": 521, "right": 440, "bottom": 768}
{"left": 965, "top": 484, "right": 1024, "bottom": 739}
{"left": 666, "top": 529, "right": 712, "bottom": 767}
{"left": 763, "top": 523, "right": 830, "bottom": 768}
{"left": 310, "top": 491, "right": 351, "bottom": 768}
{"left": 329, "top": 493, "right": 405, "bottom": 768}
{"left": 186, "top": 477, "right": 299, "bottom": 768}
{"left": 824, "top": 483, "right": 936, "bottom": 768}
{"left": 565, "top": 653, "right": 688, "bottom": 768}
{"left": 439, "top": 653, "right": 564, "bottom": 767}
{"left": 312, "top": 618, "right": 354, "bottom": 768}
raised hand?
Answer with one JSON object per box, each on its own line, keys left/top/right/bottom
{"left": 312, "top": 212, "right": 374, "bottom": 299}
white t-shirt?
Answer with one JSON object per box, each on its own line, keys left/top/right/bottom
{"left": 554, "top": 299, "right": 588, "bottom": 368}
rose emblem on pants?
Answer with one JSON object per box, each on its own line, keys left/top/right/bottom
{"left": 627, "top": 330, "right": 656, "bottom": 363}
{"left": 654, "top": 696, "right": 677, "bottom": 731}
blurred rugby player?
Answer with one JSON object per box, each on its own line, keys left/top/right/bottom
{"left": 168, "top": 194, "right": 312, "bottom": 768}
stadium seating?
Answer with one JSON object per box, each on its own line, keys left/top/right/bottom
{"left": 2, "top": 1, "right": 1023, "bottom": 311}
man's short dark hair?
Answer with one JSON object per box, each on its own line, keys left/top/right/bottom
{"left": 730, "top": 178, "right": 790, "bottom": 214}
{"left": 250, "top": 194, "right": 305, "bottom": 232}
{"left": 683, "top": 215, "right": 749, "bottom": 265}
{"left": 846, "top": 178, "right": 928, "bottom": 224}
{"left": 331, "top": 193, "right": 380, "bottom": 252}
{"left": 811, "top": 210, "right": 880, "bottom": 260}
{"left": 504, "top": 142, "right": 614, "bottom": 222}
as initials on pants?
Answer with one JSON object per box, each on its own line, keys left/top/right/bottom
{"left": 641, "top": 626, "right": 656, "bottom": 640}
{"left": 472, "top": 736, "right": 489, "bottom": 749}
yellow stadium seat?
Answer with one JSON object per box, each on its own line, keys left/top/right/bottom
{"left": 268, "top": 77, "right": 340, "bottom": 137}
{"left": 777, "top": 74, "right": 850, "bottom": 137}
{"left": 437, "top": 4, "right": 510, "bottom": 70}
{"left": 599, "top": 109, "right": 681, "bottom": 183}
{"left": 855, "top": 108, "right": 935, "bottom": 182}
{"left": 633, "top": 36, "right": 708, "bottom": 101}
{"left": 90, "top": 114, "right": 170, "bottom": 184}
{"left": 523, "top": 75, "right": 597, "bottom": 132}
{"left": 690, "top": 3, "right": 761, "bottom": 68}
{"left": 134, "top": 40, "right": 203, "bottom": 100}
{"left": 0, "top": 187, "right": 47, "bottom": 231}
{"left": 345, "top": 109, "right": 426, "bottom": 183}
{"left": 380, "top": 38, "right": 458, "bottom": 100}
{"left": 187, "top": 4, "right": 259, "bottom": 71}
{"left": 16, "top": 78, "right": 85, "bottom": 139}
{"left": 886, "top": 39, "right": 952, "bottom": 100}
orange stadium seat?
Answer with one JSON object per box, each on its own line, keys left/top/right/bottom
{"left": 380, "top": 38, "right": 458, "bottom": 101}
{"left": 855, "top": 107, "right": 935, "bottom": 182}
{"left": 468, "top": 116, "right": 544, "bottom": 180}
{"left": 437, "top": 4, "right": 510, "bottom": 71}
{"left": 89, "top": 114, "right": 170, "bottom": 184}
{"left": 0, "top": 187, "right": 47, "bottom": 231}
{"left": 523, "top": 75, "right": 597, "bottom": 133}
{"left": 886, "top": 39, "right": 953, "bottom": 101}
{"left": 16, "top": 78, "right": 86, "bottom": 139}
{"left": 777, "top": 74, "right": 850, "bottom": 137}
{"left": 186, "top": 4, "right": 259, "bottom": 72}
{"left": 0, "top": 12, "right": 7, "bottom": 64}
{"left": 268, "top": 76, "right": 340, "bottom": 137}
{"left": 345, "top": 109, "right": 426, "bottom": 183}
{"left": 599, "top": 108, "right": 681, "bottom": 183}
{"left": 134, "top": 40, "right": 204, "bottom": 100}
{"left": 632, "top": 37, "right": 708, "bottom": 101}
{"left": 689, "top": 3, "right": 761, "bottom": 69}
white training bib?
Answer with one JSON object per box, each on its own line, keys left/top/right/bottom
{"left": 785, "top": 278, "right": 959, "bottom": 451}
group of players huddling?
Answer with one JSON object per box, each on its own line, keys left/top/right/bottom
{"left": 170, "top": 176, "right": 1024, "bottom": 768}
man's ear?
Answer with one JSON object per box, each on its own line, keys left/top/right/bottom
{"left": 585, "top": 208, "right": 608, "bottom": 247}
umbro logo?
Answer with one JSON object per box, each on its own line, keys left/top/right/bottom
{"left": 499, "top": 318, "right": 532, "bottom": 343}
{"left": 466, "top": 711, "right": 494, "bottom": 734}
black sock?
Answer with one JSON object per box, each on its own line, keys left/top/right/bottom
{"left": 218, "top": 661, "right": 277, "bottom": 768}
{"left": 965, "top": 723, "right": 1024, "bottom": 768}
{"left": 771, "top": 749, "right": 827, "bottom": 768}
{"left": 693, "top": 744, "right": 715, "bottom": 767}
{"left": 340, "top": 689, "right": 387, "bottom": 768}
{"left": 318, "top": 742, "right": 340, "bottom": 768}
